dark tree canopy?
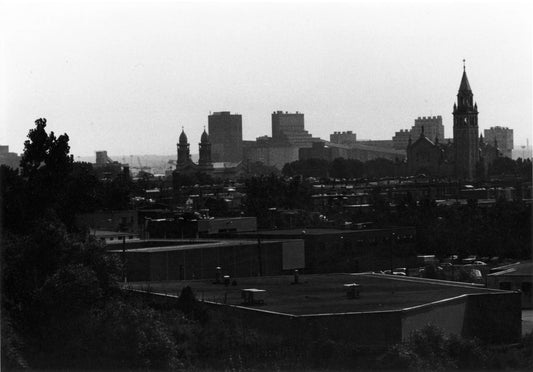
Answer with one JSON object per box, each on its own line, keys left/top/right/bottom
{"left": 20, "top": 118, "right": 73, "bottom": 179}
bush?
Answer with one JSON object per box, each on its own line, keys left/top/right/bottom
{"left": 378, "top": 324, "right": 488, "bottom": 370}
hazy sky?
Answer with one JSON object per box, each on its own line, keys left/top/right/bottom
{"left": 1, "top": 0, "right": 531, "bottom": 157}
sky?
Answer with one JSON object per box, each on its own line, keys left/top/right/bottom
{"left": 1, "top": 0, "right": 531, "bottom": 157}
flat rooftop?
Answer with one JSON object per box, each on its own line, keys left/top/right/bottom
{"left": 109, "top": 239, "right": 287, "bottom": 253}
{"left": 238, "top": 227, "right": 412, "bottom": 237}
{"left": 128, "top": 273, "right": 496, "bottom": 315}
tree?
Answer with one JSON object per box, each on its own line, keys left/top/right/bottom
{"left": 20, "top": 118, "right": 73, "bottom": 180}
{"left": 15, "top": 118, "right": 74, "bottom": 227}
{"left": 0, "top": 165, "right": 28, "bottom": 233}
{"left": 378, "top": 325, "right": 488, "bottom": 370}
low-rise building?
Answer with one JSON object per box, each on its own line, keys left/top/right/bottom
{"left": 487, "top": 261, "right": 533, "bottom": 309}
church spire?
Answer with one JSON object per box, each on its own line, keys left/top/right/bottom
{"left": 459, "top": 60, "right": 472, "bottom": 92}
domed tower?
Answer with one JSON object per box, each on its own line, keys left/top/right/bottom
{"left": 198, "top": 127, "right": 212, "bottom": 167}
{"left": 177, "top": 127, "right": 191, "bottom": 166}
{"left": 453, "top": 60, "right": 479, "bottom": 180}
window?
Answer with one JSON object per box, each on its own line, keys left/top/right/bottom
{"left": 521, "top": 282, "right": 532, "bottom": 295}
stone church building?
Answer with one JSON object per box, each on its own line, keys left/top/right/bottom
{"left": 407, "top": 65, "right": 500, "bottom": 180}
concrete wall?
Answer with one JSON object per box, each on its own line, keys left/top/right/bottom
{"left": 401, "top": 291, "right": 522, "bottom": 344}
{"left": 401, "top": 296, "right": 467, "bottom": 340}
{"left": 197, "top": 300, "right": 402, "bottom": 348}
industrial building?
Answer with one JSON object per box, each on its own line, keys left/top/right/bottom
{"left": 129, "top": 273, "right": 521, "bottom": 347}
{"left": 111, "top": 238, "right": 304, "bottom": 281}
{"left": 487, "top": 261, "right": 532, "bottom": 308}
{"left": 235, "top": 226, "right": 417, "bottom": 274}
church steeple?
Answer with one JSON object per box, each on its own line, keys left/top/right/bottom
{"left": 198, "top": 127, "right": 212, "bottom": 167}
{"left": 453, "top": 60, "right": 479, "bottom": 181}
{"left": 455, "top": 60, "right": 475, "bottom": 113}
{"left": 177, "top": 127, "right": 191, "bottom": 166}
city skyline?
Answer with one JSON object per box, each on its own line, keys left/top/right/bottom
{"left": 1, "top": 0, "right": 531, "bottom": 157}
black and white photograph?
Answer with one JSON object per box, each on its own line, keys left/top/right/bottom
{"left": 1, "top": 0, "right": 532, "bottom": 370}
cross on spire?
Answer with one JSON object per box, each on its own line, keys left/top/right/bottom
{"left": 463, "top": 59, "right": 466, "bottom": 71}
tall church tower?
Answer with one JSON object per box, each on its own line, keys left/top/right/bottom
{"left": 177, "top": 128, "right": 191, "bottom": 166}
{"left": 453, "top": 61, "right": 479, "bottom": 180}
{"left": 198, "top": 128, "right": 212, "bottom": 167}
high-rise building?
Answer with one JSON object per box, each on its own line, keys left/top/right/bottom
{"left": 453, "top": 64, "right": 479, "bottom": 180}
{"left": 393, "top": 116, "right": 444, "bottom": 151}
{"left": 0, "top": 145, "right": 20, "bottom": 169}
{"left": 484, "top": 126, "right": 513, "bottom": 158}
{"left": 412, "top": 116, "right": 444, "bottom": 142}
{"left": 208, "top": 111, "right": 243, "bottom": 163}
{"left": 271, "top": 111, "right": 321, "bottom": 148}
{"left": 392, "top": 129, "right": 411, "bottom": 150}
{"left": 330, "top": 131, "right": 357, "bottom": 146}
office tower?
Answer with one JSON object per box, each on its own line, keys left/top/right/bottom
{"left": 208, "top": 111, "right": 243, "bottom": 163}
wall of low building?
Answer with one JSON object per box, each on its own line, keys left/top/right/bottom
{"left": 401, "top": 291, "right": 522, "bottom": 344}
{"left": 123, "top": 241, "right": 295, "bottom": 281}
{"left": 129, "top": 288, "right": 522, "bottom": 348}
{"left": 297, "top": 311, "right": 402, "bottom": 348}
{"left": 401, "top": 296, "right": 467, "bottom": 340}
{"left": 198, "top": 217, "right": 257, "bottom": 235}
{"left": 487, "top": 274, "right": 533, "bottom": 309}
{"left": 76, "top": 210, "right": 139, "bottom": 232}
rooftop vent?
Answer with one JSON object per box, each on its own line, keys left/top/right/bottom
{"left": 344, "top": 283, "right": 360, "bottom": 299}
{"left": 241, "top": 288, "right": 266, "bottom": 305}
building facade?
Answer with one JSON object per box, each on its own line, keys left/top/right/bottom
{"left": 271, "top": 111, "right": 321, "bottom": 148}
{"left": 484, "top": 126, "right": 513, "bottom": 158}
{"left": 299, "top": 141, "right": 406, "bottom": 163}
{"left": 393, "top": 116, "right": 444, "bottom": 151}
{"left": 330, "top": 131, "right": 357, "bottom": 146}
{"left": 392, "top": 130, "right": 411, "bottom": 150}
{"left": 412, "top": 116, "right": 445, "bottom": 143}
{"left": 0, "top": 145, "right": 20, "bottom": 169}
{"left": 208, "top": 111, "right": 243, "bottom": 162}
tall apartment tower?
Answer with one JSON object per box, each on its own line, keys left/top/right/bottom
{"left": 484, "top": 126, "right": 513, "bottom": 158}
{"left": 453, "top": 64, "right": 479, "bottom": 180}
{"left": 330, "top": 131, "right": 357, "bottom": 146}
{"left": 412, "top": 116, "right": 445, "bottom": 142}
{"left": 208, "top": 111, "right": 243, "bottom": 163}
{"left": 271, "top": 111, "right": 320, "bottom": 147}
